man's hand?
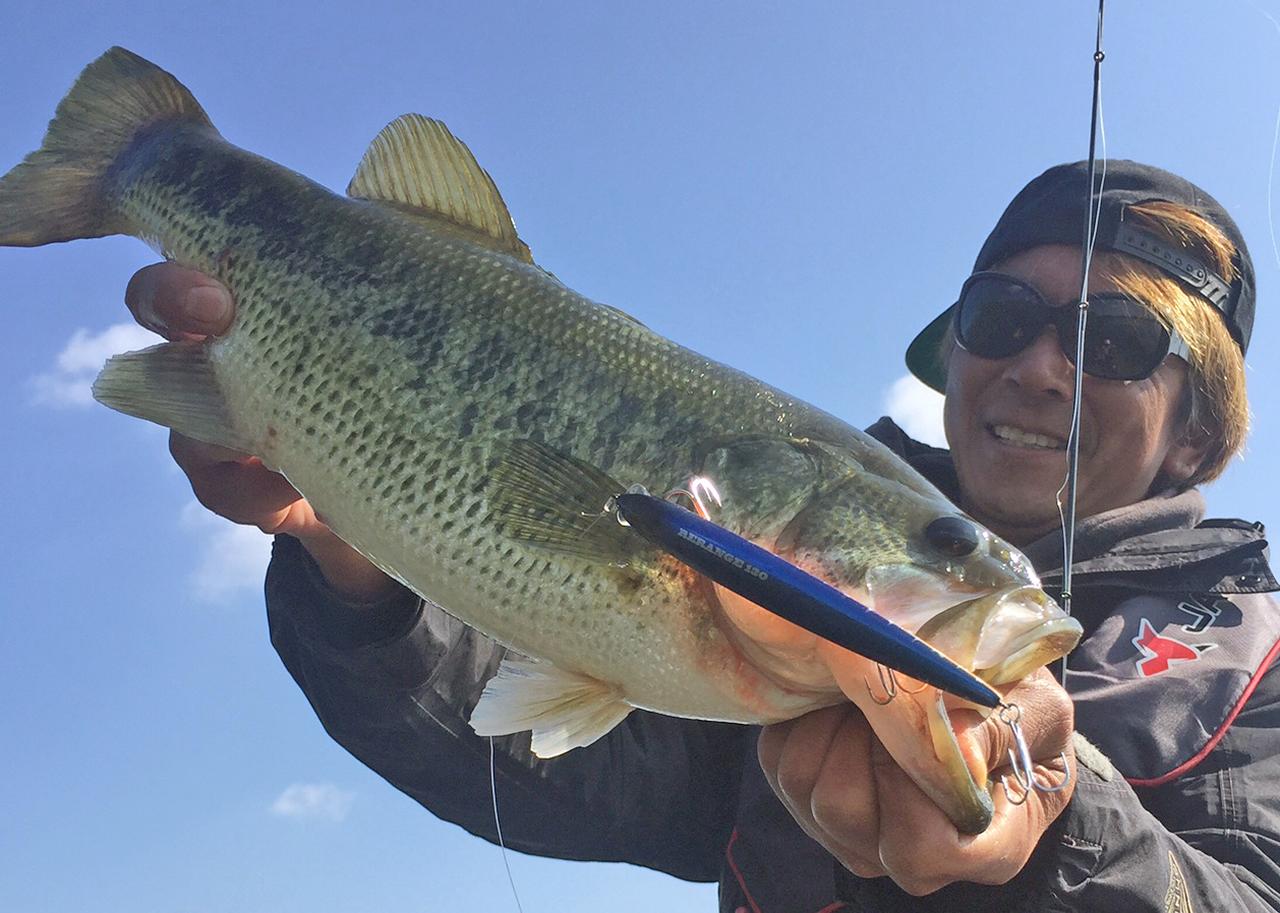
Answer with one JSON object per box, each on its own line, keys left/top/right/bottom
{"left": 126, "top": 263, "right": 396, "bottom": 602}
{"left": 757, "top": 668, "right": 1074, "bottom": 896}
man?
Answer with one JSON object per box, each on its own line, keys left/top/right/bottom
{"left": 128, "top": 161, "right": 1280, "bottom": 910}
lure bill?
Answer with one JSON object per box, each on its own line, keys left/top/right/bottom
{"left": 614, "top": 491, "right": 1001, "bottom": 708}
{"left": 0, "top": 48, "right": 1082, "bottom": 834}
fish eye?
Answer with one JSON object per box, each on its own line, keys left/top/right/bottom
{"left": 925, "top": 516, "right": 981, "bottom": 557}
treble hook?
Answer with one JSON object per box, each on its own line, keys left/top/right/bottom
{"left": 866, "top": 663, "right": 899, "bottom": 705}
{"left": 863, "top": 664, "right": 931, "bottom": 705}
{"left": 664, "top": 475, "right": 723, "bottom": 520}
{"left": 997, "top": 702, "right": 1072, "bottom": 805}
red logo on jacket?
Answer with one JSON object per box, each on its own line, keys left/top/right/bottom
{"left": 1133, "top": 618, "right": 1209, "bottom": 677}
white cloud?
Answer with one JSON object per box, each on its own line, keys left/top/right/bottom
{"left": 270, "top": 783, "right": 355, "bottom": 822}
{"left": 31, "top": 323, "right": 162, "bottom": 407}
{"left": 883, "top": 374, "right": 947, "bottom": 447}
{"left": 180, "top": 502, "right": 273, "bottom": 602}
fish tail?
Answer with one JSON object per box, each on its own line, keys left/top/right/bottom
{"left": 0, "top": 46, "right": 214, "bottom": 247}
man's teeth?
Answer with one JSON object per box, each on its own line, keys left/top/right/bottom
{"left": 991, "top": 424, "right": 1065, "bottom": 450}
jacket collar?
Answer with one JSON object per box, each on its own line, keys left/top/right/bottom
{"left": 1020, "top": 488, "right": 1205, "bottom": 572}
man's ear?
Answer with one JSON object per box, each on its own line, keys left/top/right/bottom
{"left": 1160, "top": 422, "right": 1213, "bottom": 487}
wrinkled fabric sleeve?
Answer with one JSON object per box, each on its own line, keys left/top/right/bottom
{"left": 265, "top": 535, "right": 752, "bottom": 882}
{"left": 836, "top": 707, "right": 1280, "bottom": 911}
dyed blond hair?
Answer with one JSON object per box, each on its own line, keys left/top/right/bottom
{"left": 1101, "top": 200, "right": 1248, "bottom": 488}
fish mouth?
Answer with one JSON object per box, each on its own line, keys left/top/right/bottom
{"left": 856, "top": 686, "right": 994, "bottom": 835}
{"left": 966, "top": 586, "right": 1083, "bottom": 679}
{"left": 978, "top": 617, "right": 1084, "bottom": 685}
{"left": 925, "top": 694, "right": 995, "bottom": 834}
{"left": 711, "top": 559, "right": 1081, "bottom": 834}
{"left": 925, "top": 610, "right": 1081, "bottom": 832}
{"left": 853, "top": 588, "right": 1081, "bottom": 834}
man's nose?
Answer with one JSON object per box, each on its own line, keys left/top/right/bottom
{"left": 1001, "top": 326, "right": 1077, "bottom": 396}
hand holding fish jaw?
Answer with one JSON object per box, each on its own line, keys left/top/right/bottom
{"left": 757, "top": 668, "right": 1075, "bottom": 896}
{"left": 125, "top": 263, "right": 397, "bottom": 602}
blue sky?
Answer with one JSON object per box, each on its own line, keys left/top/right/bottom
{"left": 3, "top": 2, "right": 1280, "bottom": 911}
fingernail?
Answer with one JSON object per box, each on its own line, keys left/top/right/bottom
{"left": 184, "top": 286, "right": 232, "bottom": 327}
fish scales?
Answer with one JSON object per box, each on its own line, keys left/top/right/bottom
{"left": 0, "top": 48, "right": 1083, "bottom": 833}
{"left": 112, "top": 115, "right": 847, "bottom": 715}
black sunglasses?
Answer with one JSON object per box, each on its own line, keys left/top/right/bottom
{"left": 953, "top": 271, "right": 1189, "bottom": 381}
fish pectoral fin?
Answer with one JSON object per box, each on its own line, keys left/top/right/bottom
{"left": 470, "top": 657, "right": 633, "bottom": 758}
{"left": 490, "top": 439, "right": 647, "bottom": 564}
{"left": 347, "top": 114, "right": 533, "bottom": 263}
{"left": 92, "top": 340, "right": 256, "bottom": 453}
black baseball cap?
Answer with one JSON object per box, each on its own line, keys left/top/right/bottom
{"left": 905, "top": 160, "right": 1256, "bottom": 393}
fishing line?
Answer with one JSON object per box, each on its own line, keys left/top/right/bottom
{"left": 489, "top": 735, "right": 527, "bottom": 913}
{"left": 1243, "top": 0, "right": 1280, "bottom": 272}
{"left": 1269, "top": 84, "right": 1280, "bottom": 273}
{"left": 1056, "top": 0, "right": 1108, "bottom": 687}
{"left": 1055, "top": 65, "right": 1107, "bottom": 542}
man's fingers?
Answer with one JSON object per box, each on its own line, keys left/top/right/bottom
{"left": 808, "top": 709, "right": 877, "bottom": 837}
{"left": 869, "top": 739, "right": 982, "bottom": 895}
{"left": 756, "top": 717, "right": 793, "bottom": 784}
{"left": 126, "top": 263, "right": 234, "bottom": 339}
{"left": 807, "top": 708, "right": 885, "bottom": 877}
{"left": 973, "top": 670, "right": 1075, "bottom": 785}
{"left": 169, "top": 431, "right": 254, "bottom": 467}
{"left": 765, "top": 706, "right": 847, "bottom": 812}
{"left": 190, "top": 461, "right": 304, "bottom": 528}
{"left": 170, "top": 431, "right": 307, "bottom": 530}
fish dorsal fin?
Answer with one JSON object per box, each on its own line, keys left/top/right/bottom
{"left": 347, "top": 114, "right": 533, "bottom": 263}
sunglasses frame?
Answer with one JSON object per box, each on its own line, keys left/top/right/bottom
{"left": 953, "top": 271, "right": 1189, "bottom": 381}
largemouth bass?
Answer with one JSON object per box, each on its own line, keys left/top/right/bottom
{"left": 0, "top": 48, "right": 1081, "bottom": 834}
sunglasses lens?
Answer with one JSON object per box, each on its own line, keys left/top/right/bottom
{"left": 954, "top": 275, "right": 1175, "bottom": 380}
{"left": 1080, "top": 296, "right": 1172, "bottom": 380}
{"left": 955, "top": 276, "right": 1047, "bottom": 359}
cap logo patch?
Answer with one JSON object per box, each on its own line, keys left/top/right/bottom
{"left": 1133, "top": 618, "right": 1214, "bottom": 677}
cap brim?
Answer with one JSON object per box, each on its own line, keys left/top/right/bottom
{"left": 904, "top": 304, "right": 955, "bottom": 394}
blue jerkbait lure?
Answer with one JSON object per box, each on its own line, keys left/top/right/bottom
{"left": 613, "top": 491, "right": 1001, "bottom": 709}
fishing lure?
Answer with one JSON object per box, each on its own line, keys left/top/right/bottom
{"left": 611, "top": 489, "right": 1001, "bottom": 709}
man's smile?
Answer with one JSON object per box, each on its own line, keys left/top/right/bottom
{"left": 988, "top": 423, "right": 1068, "bottom": 452}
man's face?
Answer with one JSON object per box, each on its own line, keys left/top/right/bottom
{"left": 943, "top": 244, "right": 1205, "bottom": 546}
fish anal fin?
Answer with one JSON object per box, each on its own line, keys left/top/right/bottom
{"left": 470, "top": 658, "right": 633, "bottom": 758}
{"left": 92, "top": 340, "right": 256, "bottom": 454}
{"left": 490, "top": 438, "right": 645, "bottom": 564}
{"left": 347, "top": 114, "right": 533, "bottom": 263}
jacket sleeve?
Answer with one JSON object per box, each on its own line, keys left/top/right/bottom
{"left": 264, "top": 534, "right": 752, "bottom": 882}
{"left": 835, "top": 700, "right": 1280, "bottom": 911}
{"left": 1029, "top": 721, "right": 1280, "bottom": 912}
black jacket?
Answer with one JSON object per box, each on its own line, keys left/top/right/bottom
{"left": 266, "top": 418, "right": 1280, "bottom": 912}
